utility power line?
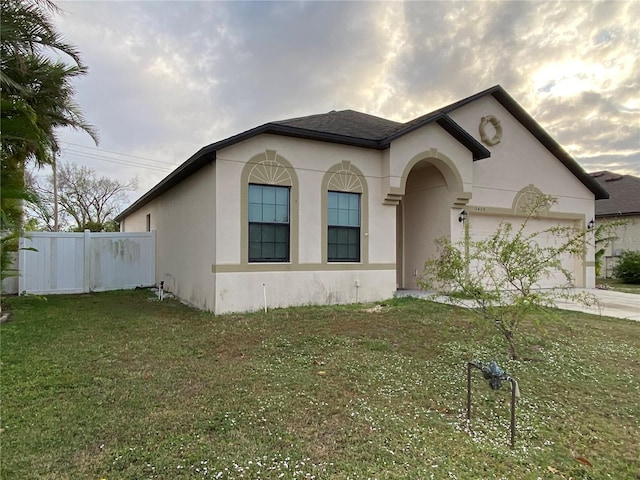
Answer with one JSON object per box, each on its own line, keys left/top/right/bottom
{"left": 62, "top": 142, "right": 179, "bottom": 166}
{"left": 61, "top": 148, "right": 174, "bottom": 173}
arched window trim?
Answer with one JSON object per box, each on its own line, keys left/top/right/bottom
{"left": 240, "top": 150, "right": 299, "bottom": 265}
{"left": 321, "top": 161, "right": 369, "bottom": 264}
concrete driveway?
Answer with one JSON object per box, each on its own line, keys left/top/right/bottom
{"left": 553, "top": 289, "right": 640, "bottom": 321}
{"left": 396, "top": 289, "right": 640, "bottom": 321}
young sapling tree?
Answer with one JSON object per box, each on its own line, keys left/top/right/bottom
{"left": 419, "top": 194, "right": 596, "bottom": 360}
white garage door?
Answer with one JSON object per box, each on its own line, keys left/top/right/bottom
{"left": 468, "top": 214, "right": 583, "bottom": 288}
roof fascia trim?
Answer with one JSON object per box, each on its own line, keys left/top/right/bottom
{"left": 263, "top": 123, "right": 382, "bottom": 148}
{"left": 435, "top": 115, "right": 491, "bottom": 161}
{"left": 116, "top": 124, "right": 381, "bottom": 220}
{"left": 116, "top": 145, "right": 217, "bottom": 220}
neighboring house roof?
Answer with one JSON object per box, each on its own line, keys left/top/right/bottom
{"left": 117, "top": 85, "right": 607, "bottom": 220}
{"left": 590, "top": 170, "right": 640, "bottom": 218}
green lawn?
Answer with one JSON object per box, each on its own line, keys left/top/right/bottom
{"left": 1, "top": 290, "right": 638, "bottom": 479}
{"left": 596, "top": 277, "right": 640, "bottom": 294}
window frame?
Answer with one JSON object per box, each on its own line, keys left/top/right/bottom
{"left": 327, "top": 190, "right": 361, "bottom": 263}
{"left": 248, "top": 183, "right": 291, "bottom": 263}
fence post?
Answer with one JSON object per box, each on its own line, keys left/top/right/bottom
{"left": 18, "top": 237, "right": 26, "bottom": 295}
{"left": 83, "top": 229, "right": 91, "bottom": 293}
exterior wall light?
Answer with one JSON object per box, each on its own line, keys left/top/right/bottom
{"left": 587, "top": 219, "right": 595, "bottom": 230}
{"left": 458, "top": 210, "right": 468, "bottom": 223}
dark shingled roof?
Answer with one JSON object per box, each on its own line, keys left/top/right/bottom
{"left": 272, "top": 109, "right": 403, "bottom": 140}
{"left": 117, "top": 85, "right": 607, "bottom": 220}
{"left": 590, "top": 171, "right": 640, "bottom": 217}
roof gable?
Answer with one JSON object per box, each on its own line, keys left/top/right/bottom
{"left": 421, "top": 85, "right": 608, "bottom": 200}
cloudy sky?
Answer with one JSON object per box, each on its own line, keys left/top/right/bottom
{"left": 51, "top": 0, "right": 639, "bottom": 203}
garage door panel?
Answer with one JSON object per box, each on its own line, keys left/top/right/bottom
{"left": 468, "top": 215, "right": 582, "bottom": 288}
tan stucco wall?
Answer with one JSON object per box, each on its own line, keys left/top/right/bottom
{"left": 450, "top": 96, "right": 594, "bottom": 206}
{"left": 123, "top": 163, "right": 217, "bottom": 310}
{"left": 121, "top": 93, "right": 600, "bottom": 312}
{"left": 122, "top": 134, "right": 402, "bottom": 313}
{"left": 385, "top": 123, "right": 474, "bottom": 204}
{"left": 447, "top": 96, "right": 597, "bottom": 288}
{"left": 214, "top": 269, "right": 396, "bottom": 314}
{"left": 210, "top": 134, "right": 399, "bottom": 313}
{"left": 215, "top": 134, "right": 398, "bottom": 266}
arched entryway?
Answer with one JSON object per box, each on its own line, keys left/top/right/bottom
{"left": 396, "top": 154, "right": 468, "bottom": 289}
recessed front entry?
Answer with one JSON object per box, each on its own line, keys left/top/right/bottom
{"left": 397, "top": 159, "right": 460, "bottom": 289}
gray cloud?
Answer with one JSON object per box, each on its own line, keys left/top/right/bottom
{"left": 51, "top": 0, "right": 639, "bottom": 201}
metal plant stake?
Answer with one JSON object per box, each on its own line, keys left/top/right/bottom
{"left": 466, "top": 361, "right": 521, "bottom": 447}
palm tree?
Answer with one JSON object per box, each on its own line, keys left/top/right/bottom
{"left": 0, "top": 160, "right": 37, "bottom": 284}
{"left": 1, "top": 0, "right": 83, "bottom": 75}
{"left": 1, "top": 0, "right": 98, "bottom": 288}
{"left": 1, "top": 0, "right": 98, "bottom": 164}
{"left": 2, "top": 53, "right": 98, "bottom": 165}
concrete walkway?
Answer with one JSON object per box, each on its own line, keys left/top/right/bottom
{"left": 396, "top": 289, "right": 640, "bottom": 322}
{"left": 553, "top": 289, "right": 640, "bottom": 321}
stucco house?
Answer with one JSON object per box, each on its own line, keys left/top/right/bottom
{"left": 589, "top": 171, "right": 640, "bottom": 277}
{"left": 117, "top": 85, "right": 607, "bottom": 313}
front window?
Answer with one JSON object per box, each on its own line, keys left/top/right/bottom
{"left": 327, "top": 191, "right": 360, "bottom": 262}
{"left": 249, "top": 184, "right": 290, "bottom": 262}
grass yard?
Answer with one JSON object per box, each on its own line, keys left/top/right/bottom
{"left": 1, "top": 290, "right": 638, "bottom": 480}
{"left": 596, "top": 277, "right": 640, "bottom": 295}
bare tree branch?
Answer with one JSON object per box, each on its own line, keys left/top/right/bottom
{"left": 25, "top": 162, "right": 137, "bottom": 231}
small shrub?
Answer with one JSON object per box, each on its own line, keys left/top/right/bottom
{"left": 613, "top": 251, "right": 640, "bottom": 284}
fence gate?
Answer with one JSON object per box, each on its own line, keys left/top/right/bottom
{"left": 18, "top": 231, "right": 155, "bottom": 295}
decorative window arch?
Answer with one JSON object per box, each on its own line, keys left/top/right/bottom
{"left": 248, "top": 159, "right": 292, "bottom": 186}
{"left": 321, "top": 161, "right": 368, "bottom": 264}
{"left": 327, "top": 164, "right": 364, "bottom": 193}
{"left": 240, "top": 150, "right": 299, "bottom": 264}
{"left": 512, "top": 184, "right": 551, "bottom": 216}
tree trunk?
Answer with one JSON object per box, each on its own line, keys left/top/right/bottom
{"left": 505, "top": 331, "right": 520, "bottom": 361}
{"left": 495, "top": 320, "right": 521, "bottom": 361}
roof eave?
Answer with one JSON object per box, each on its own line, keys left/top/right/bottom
{"left": 264, "top": 123, "right": 382, "bottom": 149}
{"left": 382, "top": 113, "right": 490, "bottom": 161}
{"left": 116, "top": 124, "right": 382, "bottom": 220}
{"left": 115, "top": 145, "right": 217, "bottom": 221}
{"left": 436, "top": 115, "right": 490, "bottom": 161}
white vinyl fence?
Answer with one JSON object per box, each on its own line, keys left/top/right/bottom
{"left": 17, "top": 231, "right": 155, "bottom": 295}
